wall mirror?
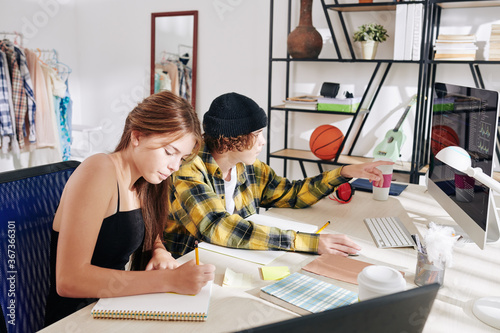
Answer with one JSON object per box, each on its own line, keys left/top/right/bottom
{"left": 151, "top": 11, "right": 198, "bottom": 109}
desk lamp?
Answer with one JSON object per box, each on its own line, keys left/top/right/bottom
{"left": 435, "top": 146, "right": 500, "bottom": 329}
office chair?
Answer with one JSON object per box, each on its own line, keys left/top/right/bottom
{"left": 0, "top": 161, "right": 80, "bottom": 333}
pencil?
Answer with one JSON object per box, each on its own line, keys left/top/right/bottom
{"left": 316, "top": 221, "right": 330, "bottom": 234}
{"left": 195, "top": 240, "right": 200, "bottom": 265}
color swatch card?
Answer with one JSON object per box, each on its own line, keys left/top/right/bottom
{"left": 91, "top": 281, "right": 212, "bottom": 321}
{"left": 260, "top": 273, "right": 357, "bottom": 315}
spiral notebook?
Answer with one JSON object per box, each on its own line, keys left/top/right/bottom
{"left": 91, "top": 281, "right": 212, "bottom": 321}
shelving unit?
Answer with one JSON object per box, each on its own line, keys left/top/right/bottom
{"left": 266, "top": 0, "right": 428, "bottom": 181}
{"left": 267, "top": 0, "right": 500, "bottom": 184}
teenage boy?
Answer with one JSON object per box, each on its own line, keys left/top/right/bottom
{"left": 165, "top": 92, "right": 391, "bottom": 258}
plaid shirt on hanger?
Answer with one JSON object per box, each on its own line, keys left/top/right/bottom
{"left": 0, "top": 51, "right": 14, "bottom": 146}
{"left": 14, "top": 46, "right": 36, "bottom": 143}
{"left": 0, "top": 40, "right": 27, "bottom": 149}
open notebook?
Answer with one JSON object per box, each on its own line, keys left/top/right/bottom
{"left": 91, "top": 281, "right": 212, "bottom": 321}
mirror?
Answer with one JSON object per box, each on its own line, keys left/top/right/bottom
{"left": 151, "top": 11, "right": 198, "bottom": 109}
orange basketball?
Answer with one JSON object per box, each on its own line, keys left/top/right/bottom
{"left": 431, "top": 125, "right": 459, "bottom": 156}
{"left": 309, "top": 125, "right": 344, "bottom": 160}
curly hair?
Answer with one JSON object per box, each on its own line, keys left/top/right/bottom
{"left": 203, "top": 132, "right": 257, "bottom": 154}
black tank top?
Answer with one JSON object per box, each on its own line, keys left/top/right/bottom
{"left": 44, "top": 185, "right": 145, "bottom": 326}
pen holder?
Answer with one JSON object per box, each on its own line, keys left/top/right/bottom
{"left": 414, "top": 252, "right": 445, "bottom": 287}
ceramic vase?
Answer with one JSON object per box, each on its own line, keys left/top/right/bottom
{"left": 361, "top": 40, "right": 379, "bottom": 60}
{"left": 287, "top": 0, "right": 323, "bottom": 59}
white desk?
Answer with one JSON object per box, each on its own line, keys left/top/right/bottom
{"left": 38, "top": 184, "right": 500, "bottom": 332}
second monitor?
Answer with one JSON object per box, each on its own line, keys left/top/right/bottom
{"left": 427, "top": 82, "right": 500, "bottom": 249}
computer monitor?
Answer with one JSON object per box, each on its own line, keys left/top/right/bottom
{"left": 427, "top": 82, "right": 500, "bottom": 249}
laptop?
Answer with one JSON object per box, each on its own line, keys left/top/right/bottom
{"left": 236, "top": 283, "right": 440, "bottom": 333}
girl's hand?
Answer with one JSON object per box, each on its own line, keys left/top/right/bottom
{"left": 170, "top": 260, "right": 215, "bottom": 295}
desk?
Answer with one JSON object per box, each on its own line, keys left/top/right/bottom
{"left": 39, "top": 184, "right": 500, "bottom": 333}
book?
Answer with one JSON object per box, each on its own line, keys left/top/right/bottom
{"left": 404, "top": 3, "right": 416, "bottom": 61}
{"left": 286, "top": 95, "right": 318, "bottom": 102}
{"left": 489, "top": 24, "right": 500, "bottom": 60}
{"left": 437, "top": 34, "right": 476, "bottom": 41}
{"left": 283, "top": 101, "right": 317, "bottom": 110}
{"left": 393, "top": 4, "right": 407, "bottom": 60}
{"left": 260, "top": 272, "right": 357, "bottom": 315}
{"left": 434, "top": 34, "right": 477, "bottom": 60}
{"left": 411, "top": 3, "right": 424, "bottom": 60}
{"left": 283, "top": 95, "right": 318, "bottom": 110}
{"left": 350, "top": 178, "right": 408, "bottom": 196}
{"left": 91, "top": 281, "right": 213, "bottom": 321}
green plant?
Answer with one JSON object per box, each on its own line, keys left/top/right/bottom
{"left": 353, "top": 23, "right": 389, "bottom": 43}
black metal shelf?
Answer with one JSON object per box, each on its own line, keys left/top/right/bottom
{"left": 267, "top": 0, "right": 500, "bottom": 183}
{"left": 270, "top": 58, "right": 422, "bottom": 63}
{"left": 432, "top": 0, "right": 500, "bottom": 9}
{"left": 271, "top": 105, "right": 368, "bottom": 116}
{"left": 324, "top": 1, "right": 425, "bottom": 12}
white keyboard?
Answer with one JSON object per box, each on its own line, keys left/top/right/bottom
{"left": 364, "top": 217, "right": 416, "bottom": 249}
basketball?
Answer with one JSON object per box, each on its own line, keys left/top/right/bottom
{"left": 309, "top": 125, "right": 344, "bottom": 160}
{"left": 431, "top": 125, "right": 459, "bottom": 155}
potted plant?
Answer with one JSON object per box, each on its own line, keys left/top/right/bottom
{"left": 353, "top": 23, "right": 389, "bottom": 59}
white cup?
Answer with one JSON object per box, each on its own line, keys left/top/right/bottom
{"left": 357, "top": 265, "right": 406, "bottom": 301}
{"left": 373, "top": 162, "right": 393, "bottom": 201}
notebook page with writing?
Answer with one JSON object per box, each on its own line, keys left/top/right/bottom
{"left": 91, "top": 281, "right": 212, "bottom": 321}
{"left": 198, "top": 214, "right": 318, "bottom": 265}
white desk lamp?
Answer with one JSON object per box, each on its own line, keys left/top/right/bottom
{"left": 435, "top": 146, "right": 500, "bottom": 329}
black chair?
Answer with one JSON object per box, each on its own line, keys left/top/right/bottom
{"left": 0, "top": 161, "right": 80, "bottom": 333}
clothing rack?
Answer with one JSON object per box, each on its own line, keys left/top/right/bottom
{"left": 0, "top": 31, "right": 24, "bottom": 46}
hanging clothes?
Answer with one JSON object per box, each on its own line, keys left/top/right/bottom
{"left": 0, "top": 33, "right": 73, "bottom": 166}
{"left": 0, "top": 51, "right": 14, "bottom": 150}
{"left": 14, "top": 45, "right": 36, "bottom": 145}
{"left": 0, "top": 40, "right": 28, "bottom": 149}
{"left": 24, "top": 48, "right": 57, "bottom": 149}
{"left": 0, "top": 51, "right": 20, "bottom": 155}
{"left": 40, "top": 64, "right": 64, "bottom": 160}
{"left": 58, "top": 80, "right": 72, "bottom": 161}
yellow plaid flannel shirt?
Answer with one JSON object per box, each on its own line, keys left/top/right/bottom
{"left": 164, "top": 146, "right": 350, "bottom": 258}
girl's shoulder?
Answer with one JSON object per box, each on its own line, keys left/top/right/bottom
{"left": 71, "top": 153, "right": 118, "bottom": 185}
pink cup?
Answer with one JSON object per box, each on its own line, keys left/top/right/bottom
{"left": 373, "top": 163, "right": 393, "bottom": 201}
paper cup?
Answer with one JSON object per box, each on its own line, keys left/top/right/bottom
{"left": 373, "top": 163, "right": 393, "bottom": 201}
{"left": 357, "top": 265, "right": 406, "bottom": 301}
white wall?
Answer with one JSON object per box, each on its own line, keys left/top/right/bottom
{"left": 1, "top": 0, "right": 500, "bottom": 178}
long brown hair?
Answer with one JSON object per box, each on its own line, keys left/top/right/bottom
{"left": 115, "top": 91, "right": 201, "bottom": 268}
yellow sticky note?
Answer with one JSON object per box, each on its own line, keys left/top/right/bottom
{"left": 261, "top": 266, "right": 290, "bottom": 281}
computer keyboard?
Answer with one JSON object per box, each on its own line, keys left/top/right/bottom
{"left": 364, "top": 217, "right": 416, "bottom": 249}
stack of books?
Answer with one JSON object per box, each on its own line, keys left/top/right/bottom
{"left": 283, "top": 96, "right": 318, "bottom": 110}
{"left": 433, "top": 34, "right": 477, "bottom": 61}
{"left": 488, "top": 24, "right": 500, "bottom": 61}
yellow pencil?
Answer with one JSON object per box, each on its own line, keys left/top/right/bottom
{"left": 316, "top": 221, "right": 330, "bottom": 234}
{"left": 195, "top": 240, "right": 200, "bottom": 265}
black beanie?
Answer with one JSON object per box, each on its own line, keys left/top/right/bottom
{"left": 203, "top": 92, "right": 267, "bottom": 138}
